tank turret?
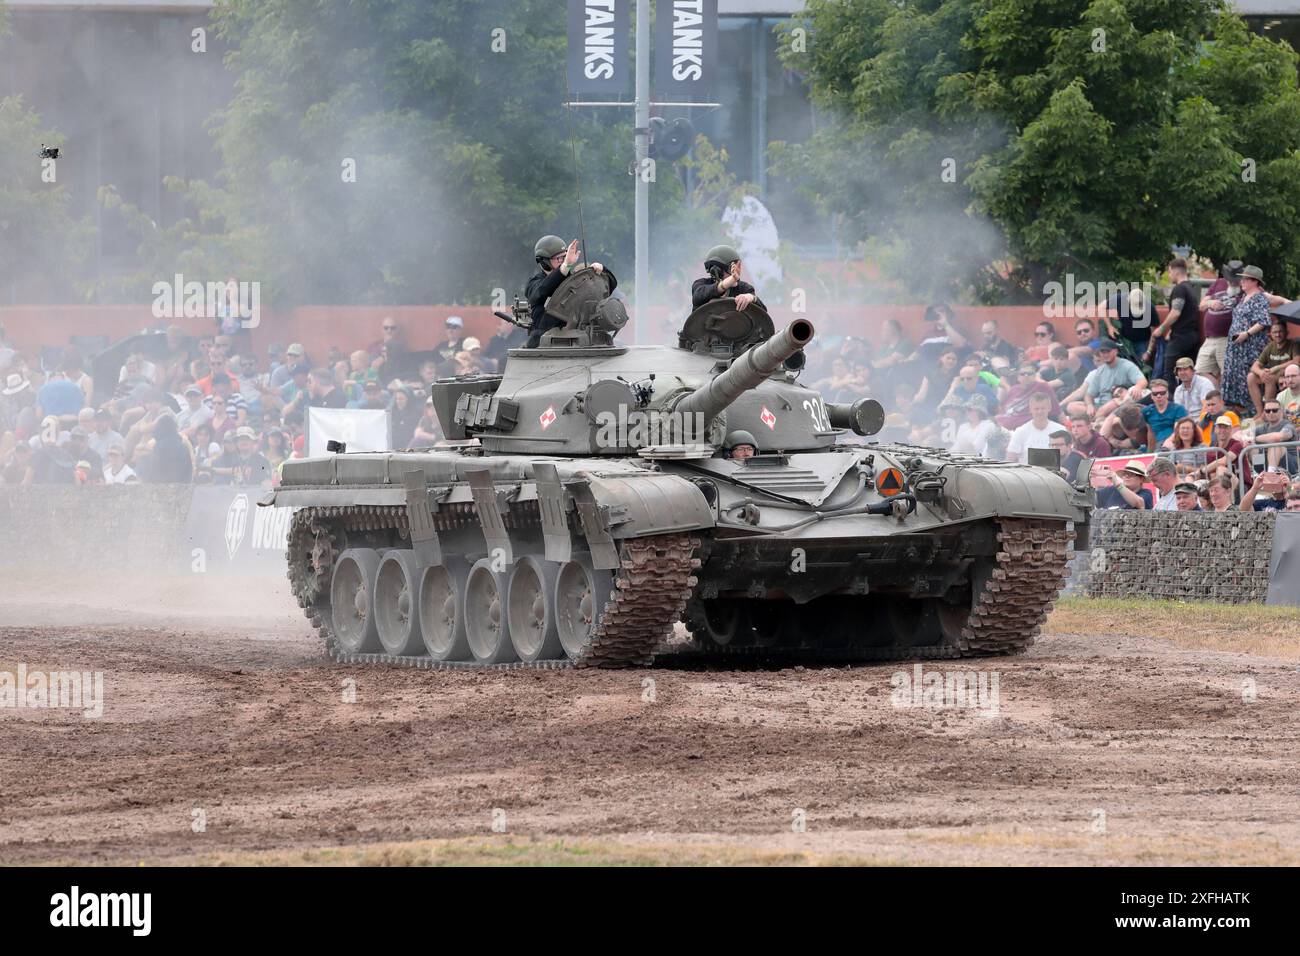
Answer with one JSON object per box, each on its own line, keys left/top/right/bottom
{"left": 671, "top": 318, "right": 814, "bottom": 423}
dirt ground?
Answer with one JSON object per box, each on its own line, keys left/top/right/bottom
{"left": 1, "top": 570, "right": 1298, "bottom": 866}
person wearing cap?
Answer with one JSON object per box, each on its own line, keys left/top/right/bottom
{"left": 1222, "top": 265, "right": 1290, "bottom": 410}
{"left": 210, "top": 431, "right": 242, "bottom": 485}
{"left": 102, "top": 443, "right": 138, "bottom": 485}
{"left": 65, "top": 426, "right": 103, "bottom": 476}
{"left": 422, "top": 317, "right": 462, "bottom": 376}
{"left": 1196, "top": 414, "right": 1252, "bottom": 485}
{"left": 1172, "top": 356, "right": 1214, "bottom": 419}
{"left": 87, "top": 408, "right": 125, "bottom": 460}
{"left": 270, "top": 343, "right": 307, "bottom": 389}
{"left": 176, "top": 384, "right": 213, "bottom": 433}
{"left": 952, "top": 393, "right": 997, "bottom": 457}
{"left": 1064, "top": 338, "right": 1146, "bottom": 419}
{"left": 351, "top": 377, "right": 388, "bottom": 411}
{"left": 1144, "top": 258, "right": 1201, "bottom": 383}
{"left": 1173, "top": 480, "right": 1201, "bottom": 511}
{"left": 1096, "top": 459, "right": 1152, "bottom": 509}
{"left": 279, "top": 363, "right": 312, "bottom": 411}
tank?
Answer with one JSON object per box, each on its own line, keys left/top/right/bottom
{"left": 267, "top": 267, "right": 1094, "bottom": 668}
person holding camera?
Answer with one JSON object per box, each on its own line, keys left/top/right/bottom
{"left": 1240, "top": 469, "right": 1290, "bottom": 512}
{"left": 692, "top": 244, "right": 765, "bottom": 313}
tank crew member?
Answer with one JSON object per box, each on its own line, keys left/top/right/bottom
{"left": 692, "top": 245, "right": 764, "bottom": 312}
{"left": 723, "top": 429, "right": 757, "bottom": 460}
{"left": 525, "top": 236, "right": 607, "bottom": 348}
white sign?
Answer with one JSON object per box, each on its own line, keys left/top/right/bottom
{"left": 308, "top": 407, "right": 390, "bottom": 457}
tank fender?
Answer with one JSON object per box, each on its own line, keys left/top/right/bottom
{"left": 581, "top": 472, "right": 716, "bottom": 540}
{"left": 944, "top": 464, "right": 1093, "bottom": 524}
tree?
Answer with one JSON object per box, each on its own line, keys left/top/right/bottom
{"left": 0, "top": 3, "right": 95, "bottom": 302}
{"left": 108, "top": 0, "right": 693, "bottom": 307}
{"left": 0, "top": 95, "right": 95, "bottom": 303}
{"left": 777, "top": 0, "right": 1300, "bottom": 300}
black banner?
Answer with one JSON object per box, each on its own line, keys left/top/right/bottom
{"left": 567, "top": 0, "right": 630, "bottom": 95}
{"left": 654, "top": 0, "right": 718, "bottom": 100}
{"left": 182, "top": 485, "right": 293, "bottom": 575}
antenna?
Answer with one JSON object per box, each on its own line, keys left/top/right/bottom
{"left": 563, "top": 78, "right": 589, "bottom": 266}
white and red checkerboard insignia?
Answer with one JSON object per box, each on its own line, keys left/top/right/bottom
{"left": 539, "top": 405, "right": 557, "bottom": 429}
{"left": 760, "top": 406, "right": 777, "bottom": 429}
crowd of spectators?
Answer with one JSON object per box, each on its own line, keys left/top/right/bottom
{"left": 5, "top": 255, "right": 1300, "bottom": 516}
{"left": 797, "top": 258, "right": 1300, "bottom": 513}
{"left": 0, "top": 314, "right": 523, "bottom": 489}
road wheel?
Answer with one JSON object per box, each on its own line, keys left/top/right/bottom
{"left": 374, "top": 550, "right": 426, "bottom": 656}
{"left": 330, "top": 548, "right": 382, "bottom": 655}
{"left": 418, "top": 558, "right": 471, "bottom": 661}
{"left": 554, "top": 554, "right": 614, "bottom": 661}
{"left": 465, "top": 558, "right": 518, "bottom": 665}
{"left": 507, "top": 556, "right": 563, "bottom": 662}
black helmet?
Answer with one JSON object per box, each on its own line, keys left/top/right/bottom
{"left": 723, "top": 429, "right": 757, "bottom": 451}
{"left": 534, "top": 235, "right": 566, "bottom": 264}
{"left": 704, "top": 244, "right": 740, "bottom": 272}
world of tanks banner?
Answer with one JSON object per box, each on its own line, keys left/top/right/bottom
{"left": 182, "top": 486, "right": 293, "bottom": 576}
{"left": 654, "top": 0, "right": 718, "bottom": 99}
{"left": 567, "top": 0, "right": 631, "bottom": 95}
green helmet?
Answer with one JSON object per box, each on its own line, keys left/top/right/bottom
{"left": 724, "top": 429, "right": 757, "bottom": 451}
{"left": 704, "top": 244, "right": 740, "bottom": 271}
{"left": 534, "top": 235, "right": 566, "bottom": 264}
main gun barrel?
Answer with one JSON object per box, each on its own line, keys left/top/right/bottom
{"left": 674, "top": 318, "right": 815, "bottom": 422}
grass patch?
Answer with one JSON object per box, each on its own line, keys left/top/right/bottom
{"left": 1047, "top": 597, "right": 1300, "bottom": 658}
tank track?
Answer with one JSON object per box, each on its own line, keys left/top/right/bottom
{"left": 955, "top": 517, "right": 1074, "bottom": 655}
{"left": 286, "top": 509, "right": 1071, "bottom": 670}
{"left": 286, "top": 505, "right": 699, "bottom": 669}
{"left": 659, "top": 518, "right": 1074, "bottom": 665}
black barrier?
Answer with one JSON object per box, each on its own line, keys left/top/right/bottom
{"left": 1266, "top": 511, "right": 1300, "bottom": 606}
{"left": 181, "top": 485, "right": 294, "bottom": 575}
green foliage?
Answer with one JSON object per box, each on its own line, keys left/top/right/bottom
{"left": 0, "top": 95, "right": 96, "bottom": 301}
{"left": 102, "top": 0, "right": 699, "bottom": 306}
{"left": 777, "top": 0, "right": 1300, "bottom": 301}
